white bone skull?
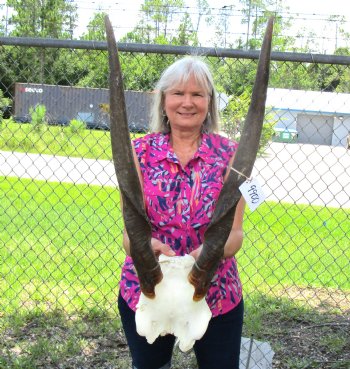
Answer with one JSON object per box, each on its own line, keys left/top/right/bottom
{"left": 135, "top": 254, "right": 212, "bottom": 352}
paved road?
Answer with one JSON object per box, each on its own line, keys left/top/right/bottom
{"left": 254, "top": 142, "right": 350, "bottom": 208}
{"left": 0, "top": 150, "right": 117, "bottom": 187}
{"left": 1, "top": 143, "right": 349, "bottom": 208}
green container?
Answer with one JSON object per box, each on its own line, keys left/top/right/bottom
{"left": 273, "top": 128, "right": 298, "bottom": 143}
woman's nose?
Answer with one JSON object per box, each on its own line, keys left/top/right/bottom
{"left": 182, "top": 94, "right": 194, "bottom": 106}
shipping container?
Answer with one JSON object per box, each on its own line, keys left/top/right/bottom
{"left": 14, "top": 83, "right": 152, "bottom": 132}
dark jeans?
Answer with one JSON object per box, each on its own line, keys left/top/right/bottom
{"left": 118, "top": 293, "right": 244, "bottom": 369}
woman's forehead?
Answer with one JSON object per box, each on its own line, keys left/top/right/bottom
{"left": 169, "top": 75, "right": 208, "bottom": 91}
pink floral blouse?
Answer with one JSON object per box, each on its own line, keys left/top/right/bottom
{"left": 119, "top": 132, "right": 242, "bottom": 317}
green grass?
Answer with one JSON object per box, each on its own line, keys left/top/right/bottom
{"left": 0, "top": 176, "right": 124, "bottom": 314}
{"left": 0, "top": 308, "right": 125, "bottom": 369}
{"left": 0, "top": 120, "right": 144, "bottom": 160}
{"left": 1, "top": 291, "right": 348, "bottom": 369}
{"left": 239, "top": 202, "right": 350, "bottom": 295}
{"left": 1, "top": 175, "right": 349, "bottom": 316}
{"left": 1, "top": 175, "right": 349, "bottom": 369}
{"left": 1, "top": 117, "right": 349, "bottom": 369}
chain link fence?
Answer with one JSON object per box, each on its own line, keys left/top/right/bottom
{"left": 0, "top": 38, "right": 349, "bottom": 369}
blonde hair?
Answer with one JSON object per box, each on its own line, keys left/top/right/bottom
{"left": 149, "top": 56, "right": 220, "bottom": 133}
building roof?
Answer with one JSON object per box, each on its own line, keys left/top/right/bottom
{"left": 266, "top": 88, "right": 350, "bottom": 116}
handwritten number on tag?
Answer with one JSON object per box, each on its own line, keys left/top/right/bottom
{"left": 239, "top": 178, "right": 266, "bottom": 211}
{"left": 247, "top": 184, "right": 260, "bottom": 203}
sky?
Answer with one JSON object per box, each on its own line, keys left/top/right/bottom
{"left": 1, "top": 0, "right": 349, "bottom": 53}
{"left": 71, "top": 0, "right": 350, "bottom": 53}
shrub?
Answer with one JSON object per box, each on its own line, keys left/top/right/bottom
{"left": 69, "top": 119, "right": 86, "bottom": 134}
{"left": 29, "top": 104, "right": 47, "bottom": 132}
{"left": 221, "top": 91, "right": 276, "bottom": 154}
{"left": 0, "top": 90, "right": 11, "bottom": 123}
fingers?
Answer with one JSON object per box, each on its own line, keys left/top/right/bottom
{"left": 151, "top": 238, "right": 176, "bottom": 257}
{"left": 150, "top": 239, "right": 204, "bottom": 259}
{"left": 161, "top": 245, "right": 176, "bottom": 256}
{"left": 189, "top": 244, "right": 203, "bottom": 260}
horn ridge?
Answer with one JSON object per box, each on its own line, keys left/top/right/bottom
{"left": 105, "top": 16, "right": 162, "bottom": 298}
{"left": 189, "top": 17, "right": 274, "bottom": 301}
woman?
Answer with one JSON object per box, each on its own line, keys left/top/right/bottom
{"left": 118, "top": 56, "right": 245, "bottom": 369}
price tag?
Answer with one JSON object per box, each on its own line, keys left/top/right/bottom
{"left": 239, "top": 177, "right": 266, "bottom": 211}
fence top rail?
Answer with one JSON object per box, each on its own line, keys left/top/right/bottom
{"left": 1, "top": 36, "right": 350, "bottom": 65}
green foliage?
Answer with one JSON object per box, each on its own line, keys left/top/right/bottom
{"left": 0, "top": 89, "right": 11, "bottom": 123}
{"left": 119, "top": 0, "right": 197, "bottom": 47}
{"left": 270, "top": 62, "right": 318, "bottom": 90}
{"left": 0, "top": 44, "right": 88, "bottom": 89}
{"left": 77, "top": 13, "right": 110, "bottom": 88}
{"left": 0, "top": 120, "right": 114, "bottom": 159}
{"left": 221, "top": 91, "right": 276, "bottom": 154}
{"left": 76, "top": 50, "right": 108, "bottom": 88}
{"left": 260, "top": 119, "right": 276, "bottom": 151}
{"left": 141, "top": 0, "right": 186, "bottom": 39}
{"left": 1, "top": 175, "right": 349, "bottom": 315}
{"left": 69, "top": 119, "right": 86, "bottom": 134}
{"left": 80, "top": 11, "right": 107, "bottom": 41}
{"left": 221, "top": 90, "right": 250, "bottom": 140}
{"left": 0, "top": 176, "right": 122, "bottom": 314}
{"left": 121, "top": 53, "right": 175, "bottom": 91}
{"left": 215, "top": 58, "right": 258, "bottom": 96}
{"left": 29, "top": 104, "right": 47, "bottom": 132}
{"left": 7, "top": 0, "right": 77, "bottom": 38}
{"left": 171, "top": 13, "right": 199, "bottom": 46}
{"left": 2, "top": 1, "right": 82, "bottom": 88}
{"left": 1, "top": 0, "right": 349, "bottom": 104}
{"left": 0, "top": 89, "right": 10, "bottom": 110}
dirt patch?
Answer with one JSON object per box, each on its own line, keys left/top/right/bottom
{"left": 276, "top": 285, "right": 350, "bottom": 313}
{"left": 1, "top": 289, "right": 349, "bottom": 369}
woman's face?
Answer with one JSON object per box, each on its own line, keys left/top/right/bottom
{"left": 163, "top": 75, "right": 210, "bottom": 133}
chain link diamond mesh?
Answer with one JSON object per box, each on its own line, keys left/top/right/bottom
{"left": 0, "top": 40, "right": 349, "bottom": 369}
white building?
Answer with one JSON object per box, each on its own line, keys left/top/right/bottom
{"left": 266, "top": 88, "right": 350, "bottom": 147}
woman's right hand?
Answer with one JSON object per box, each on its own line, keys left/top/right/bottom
{"left": 189, "top": 244, "right": 203, "bottom": 260}
{"left": 151, "top": 238, "right": 176, "bottom": 258}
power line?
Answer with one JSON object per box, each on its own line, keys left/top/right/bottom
{"left": 1, "top": 1, "right": 350, "bottom": 53}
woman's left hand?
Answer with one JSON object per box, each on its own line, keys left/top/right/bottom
{"left": 151, "top": 238, "right": 176, "bottom": 258}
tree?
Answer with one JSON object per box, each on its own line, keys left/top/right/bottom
{"left": 171, "top": 13, "right": 199, "bottom": 46}
{"left": 140, "top": 0, "right": 185, "bottom": 39}
{"left": 0, "top": 4, "right": 6, "bottom": 36}
{"left": 2, "top": 0, "right": 80, "bottom": 88}
{"left": 0, "top": 89, "right": 11, "bottom": 122}
{"left": 238, "top": 0, "right": 294, "bottom": 51}
{"left": 114, "top": 0, "right": 200, "bottom": 91}
{"left": 193, "top": 0, "right": 213, "bottom": 35}
{"left": 222, "top": 89, "right": 275, "bottom": 153}
{"left": 6, "top": 0, "right": 77, "bottom": 38}
{"left": 121, "top": 0, "right": 201, "bottom": 46}
{"left": 81, "top": 11, "right": 107, "bottom": 41}
{"left": 77, "top": 12, "right": 110, "bottom": 88}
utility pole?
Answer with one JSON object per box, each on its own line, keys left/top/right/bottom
{"left": 246, "top": 0, "right": 251, "bottom": 49}
{"left": 1, "top": 3, "right": 10, "bottom": 36}
{"left": 222, "top": 4, "right": 234, "bottom": 48}
{"left": 222, "top": 6, "right": 228, "bottom": 47}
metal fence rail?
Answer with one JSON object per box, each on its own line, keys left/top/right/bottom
{"left": 0, "top": 38, "right": 349, "bottom": 369}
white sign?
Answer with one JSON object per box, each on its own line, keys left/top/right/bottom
{"left": 24, "top": 87, "right": 43, "bottom": 93}
{"left": 239, "top": 177, "right": 266, "bottom": 211}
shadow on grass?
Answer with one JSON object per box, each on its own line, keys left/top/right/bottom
{"left": 244, "top": 293, "right": 350, "bottom": 369}
{"left": 0, "top": 294, "right": 349, "bottom": 369}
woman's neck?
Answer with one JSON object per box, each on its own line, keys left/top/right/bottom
{"left": 169, "top": 130, "right": 202, "bottom": 167}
